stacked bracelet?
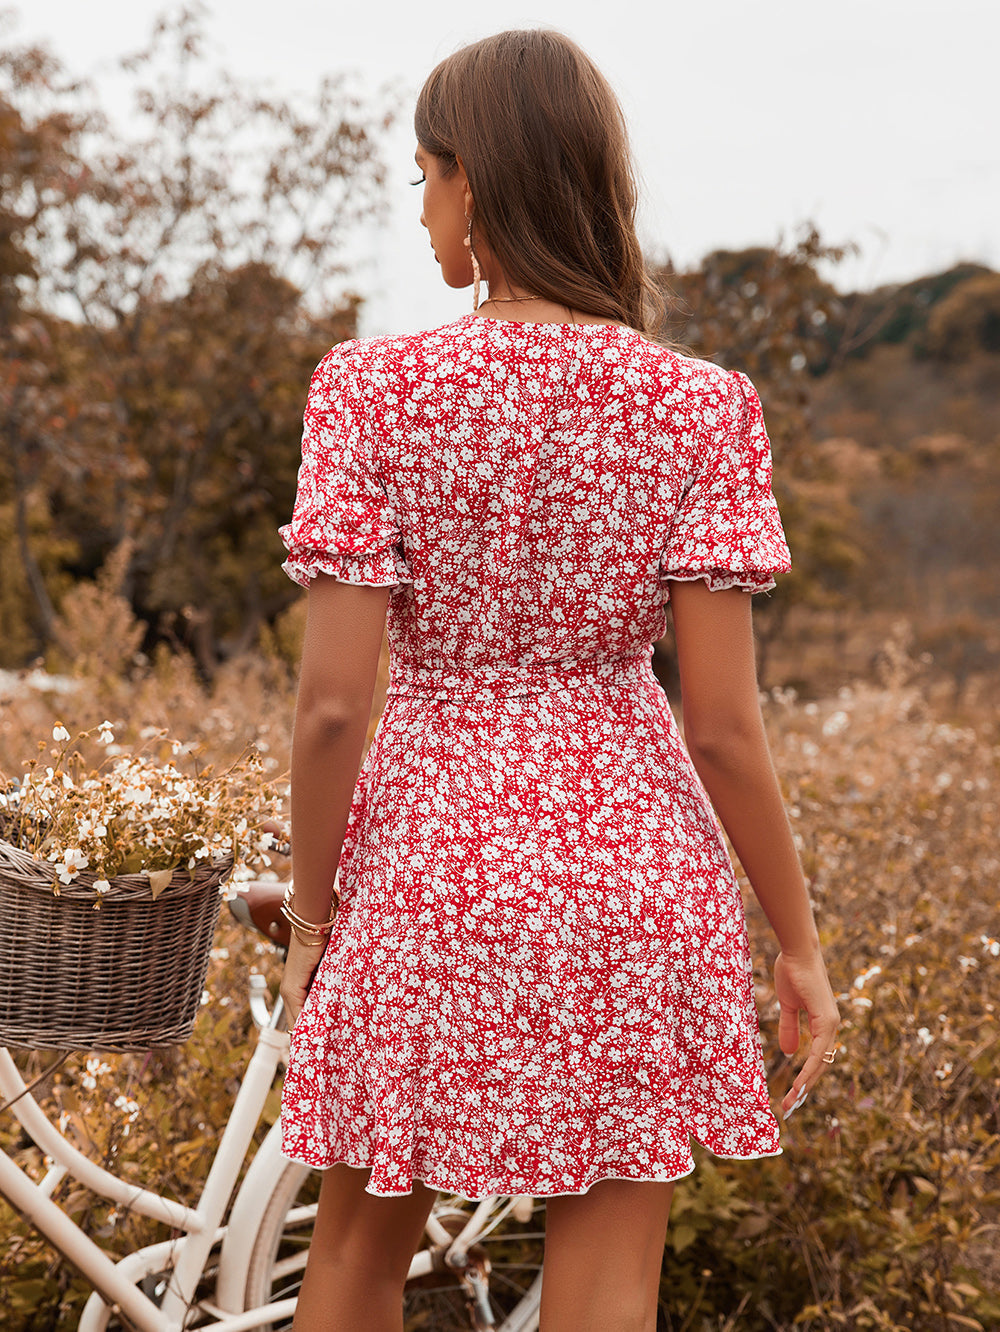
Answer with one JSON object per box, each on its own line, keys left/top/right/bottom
{"left": 288, "top": 923, "right": 330, "bottom": 947}
{"left": 280, "top": 884, "right": 341, "bottom": 944}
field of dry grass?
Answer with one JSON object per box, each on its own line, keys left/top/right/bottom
{"left": 1, "top": 607, "right": 997, "bottom": 1330}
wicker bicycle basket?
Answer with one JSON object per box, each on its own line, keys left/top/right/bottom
{"left": 0, "top": 838, "right": 230, "bottom": 1052}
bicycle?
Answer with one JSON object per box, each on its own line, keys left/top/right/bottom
{"left": 0, "top": 881, "right": 545, "bottom": 1331}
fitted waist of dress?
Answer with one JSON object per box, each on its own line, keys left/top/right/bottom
{"left": 386, "top": 650, "right": 656, "bottom": 700}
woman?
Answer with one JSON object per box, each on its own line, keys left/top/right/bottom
{"left": 277, "top": 28, "right": 839, "bottom": 1332}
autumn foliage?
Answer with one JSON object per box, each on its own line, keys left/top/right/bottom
{"left": 1, "top": 8, "right": 388, "bottom": 668}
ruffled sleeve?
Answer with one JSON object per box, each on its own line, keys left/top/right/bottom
{"left": 659, "top": 368, "right": 791, "bottom": 596}
{"left": 279, "top": 343, "right": 414, "bottom": 592}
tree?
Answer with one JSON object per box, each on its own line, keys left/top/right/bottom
{"left": 652, "top": 228, "right": 866, "bottom": 676}
{"left": 0, "top": 30, "right": 90, "bottom": 655}
{"left": 917, "top": 272, "right": 1000, "bottom": 360}
{"left": 838, "top": 262, "right": 994, "bottom": 355}
{"left": 1, "top": 5, "right": 395, "bottom": 668}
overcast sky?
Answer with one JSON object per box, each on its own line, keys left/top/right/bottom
{"left": 10, "top": 0, "right": 998, "bottom": 337}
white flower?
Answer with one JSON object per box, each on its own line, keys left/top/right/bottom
{"left": 113, "top": 1094, "right": 140, "bottom": 1124}
{"left": 55, "top": 848, "right": 89, "bottom": 883}
{"left": 98, "top": 721, "right": 115, "bottom": 745}
{"left": 122, "top": 782, "right": 153, "bottom": 807}
{"left": 94, "top": 879, "right": 110, "bottom": 895}
{"left": 822, "top": 710, "right": 849, "bottom": 738}
{"left": 852, "top": 964, "right": 882, "bottom": 991}
{"left": 52, "top": 724, "right": 70, "bottom": 742}
{"left": 81, "top": 1055, "right": 111, "bottom": 1091}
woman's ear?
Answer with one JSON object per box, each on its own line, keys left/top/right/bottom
{"left": 455, "top": 154, "right": 475, "bottom": 217}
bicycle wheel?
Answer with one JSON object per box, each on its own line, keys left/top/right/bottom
{"left": 242, "top": 1159, "right": 545, "bottom": 1331}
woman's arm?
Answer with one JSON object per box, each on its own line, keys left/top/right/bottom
{"left": 280, "top": 574, "right": 390, "bottom": 1024}
{"left": 667, "top": 578, "right": 840, "bottom": 1117}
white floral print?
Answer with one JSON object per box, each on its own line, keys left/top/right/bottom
{"left": 278, "top": 314, "right": 791, "bottom": 1198}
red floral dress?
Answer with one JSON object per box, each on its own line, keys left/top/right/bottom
{"left": 278, "top": 313, "right": 791, "bottom": 1199}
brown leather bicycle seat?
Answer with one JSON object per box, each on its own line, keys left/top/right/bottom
{"left": 228, "top": 881, "right": 291, "bottom": 950}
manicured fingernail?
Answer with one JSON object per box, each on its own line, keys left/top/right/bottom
{"left": 782, "top": 1088, "right": 808, "bottom": 1121}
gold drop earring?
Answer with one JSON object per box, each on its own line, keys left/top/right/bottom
{"left": 464, "top": 212, "right": 482, "bottom": 311}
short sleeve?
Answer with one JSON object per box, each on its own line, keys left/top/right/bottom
{"left": 279, "top": 344, "right": 413, "bottom": 592}
{"left": 659, "top": 369, "right": 791, "bottom": 596}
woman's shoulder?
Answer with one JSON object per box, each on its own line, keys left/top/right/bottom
{"left": 620, "top": 337, "right": 758, "bottom": 434}
{"left": 631, "top": 335, "right": 741, "bottom": 391}
{"left": 309, "top": 317, "right": 472, "bottom": 390}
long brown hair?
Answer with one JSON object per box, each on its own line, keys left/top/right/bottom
{"left": 415, "top": 29, "right": 666, "bottom": 339}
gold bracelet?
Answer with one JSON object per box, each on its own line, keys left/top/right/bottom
{"left": 280, "top": 903, "right": 334, "bottom": 938}
{"left": 280, "top": 885, "right": 340, "bottom": 935}
{"left": 289, "top": 922, "right": 331, "bottom": 947}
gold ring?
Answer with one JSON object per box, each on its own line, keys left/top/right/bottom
{"left": 822, "top": 1050, "right": 837, "bottom": 1064}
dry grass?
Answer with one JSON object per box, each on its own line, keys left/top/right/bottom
{"left": 0, "top": 601, "right": 997, "bottom": 1330}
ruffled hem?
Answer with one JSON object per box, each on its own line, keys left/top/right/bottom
{"left": 659, "top": 567, "right": 781, "bottom": 596}
{"left": 281, "top": 545, "right": 414, "bottom": 592}
{"left": 278, "top": 1137, "right": 784, "bottom": 1200}
{"left": 280, "top": 1058, "right": 783, "bottom": 1199}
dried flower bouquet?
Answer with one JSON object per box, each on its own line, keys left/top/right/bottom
{"left": 0, "top": 721, "right": 281, "bottom": 903}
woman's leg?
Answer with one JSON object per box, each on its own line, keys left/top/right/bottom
{"left": 539, "top": 1178, "right": 675, "bottom": 1332}
{"left": 292, "top": 1163, "right": 438, "bottom": 1332}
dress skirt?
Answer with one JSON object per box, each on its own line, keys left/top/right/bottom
{"left": 280, "top": 650, "right": 783, "bottom": 1199}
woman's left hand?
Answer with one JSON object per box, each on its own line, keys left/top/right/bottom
{"left": 773, "top": 947, "right": 840, "bottom": 1120}
{"left": 279, "top": 935, "right": 328, "bottom": 1027}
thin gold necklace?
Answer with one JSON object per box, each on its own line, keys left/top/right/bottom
{"left": 479, "top": 295, "right": 576, "bottom": 322}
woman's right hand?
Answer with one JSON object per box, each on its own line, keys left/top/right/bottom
{"left": 773, "top": 947, "right": 840, "bottom": 1120}
{"left": 279, "top": 934, "right": 328, "bottom": 1029}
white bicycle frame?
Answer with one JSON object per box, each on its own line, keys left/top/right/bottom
{"left": 0, "top": 979, "right": 296, "bottom": 1331}
{"left": 0, "top": 976, "right": 542, "bottom": 1331}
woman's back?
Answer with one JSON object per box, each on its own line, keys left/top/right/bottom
{"left": 281, "top": 312, "right": 788, "bottom": 690}
{"left": 278, "top": 312, "right": 796, "bottom": 1198}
